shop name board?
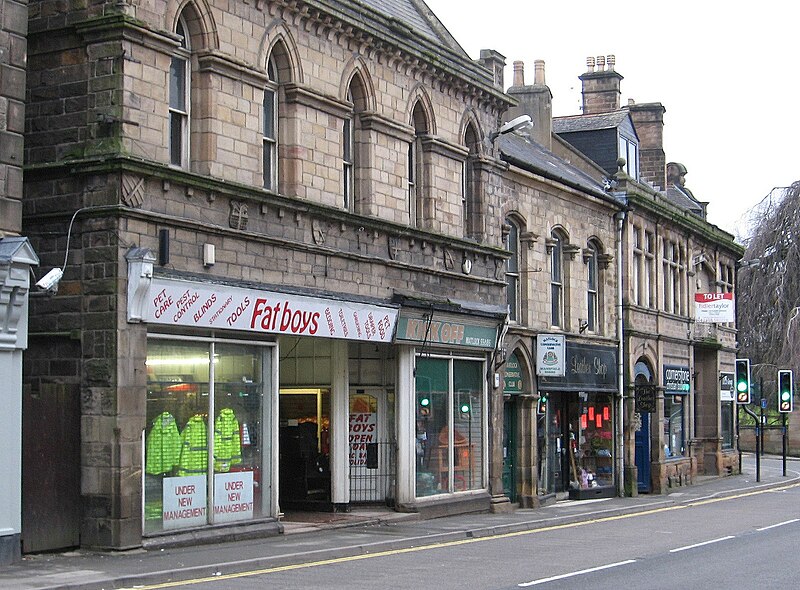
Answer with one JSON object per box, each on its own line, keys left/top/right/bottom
{"left": 720, "top": 371, "right": 734, "bottom": 402}
{"left": 504, "top": 353, "right": 524, "bottom": 394}
{"left": 145, "top": 277, "right": 397, "bottom": 343}
{"left": 538, "top": 343, "right": 618, "bottom": 392}
{"left": 664, "top": 364, "right": 691, "bottom": 394}
{"left": 395, "top": 316, "right": 497, "bottom": 350}
{"left": 694, "top": 292, "right": 735, "bottom": 323}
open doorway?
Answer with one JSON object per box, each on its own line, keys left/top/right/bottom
{"left": 279, "top": 388, "right": 331, "bottom": 510}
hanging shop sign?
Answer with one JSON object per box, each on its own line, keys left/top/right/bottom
{"left": 635, "top": 383, "right": 657, "bottom": 413}
{"left": 140, "top": 276, "right": 397, "bottom": 343}
{"left": 538, "top": 342, "right": 617, "bottom": 392}
{"left": 503, "top": 352, "right": 524, "bottom": 394}
{"left": 694, "top": 293, "right": 735, "bottom": 323}
{"left": 394, "top": 312, "right": 498, "bottom": 350}
{"left": 663, "top": 364, "right": 691, "bottom": 394}
{"left": 720, "top": 371, "right": 735, "bottom": 402}
{"left": 536, "top": 334, "right": 566, "bottom": 377}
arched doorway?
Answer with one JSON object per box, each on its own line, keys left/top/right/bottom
{"left": 633, "top": 360, "right": 655, "bottom": 493}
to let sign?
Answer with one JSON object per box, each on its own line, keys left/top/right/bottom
{"left": 695, "top": 293, "right": 734, "bottom": 323}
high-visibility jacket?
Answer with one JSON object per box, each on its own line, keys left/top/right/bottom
{"left": 214, "top": 408, "right": 242, "bottom": 473}
{"left": 177, "top": 414, "right": 208, "bottom": 476}
{"left": 145, "top": 412, "right": 182, "bottom": 475}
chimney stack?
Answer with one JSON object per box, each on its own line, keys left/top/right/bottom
{"left": 579, "top": 54, "right": 622, "bottom": 114}
{"left": 628, "top": 102, "right": 667, "bottom": 190}
{"left": 506, "top": 59, "right": 552, "bottom": 150}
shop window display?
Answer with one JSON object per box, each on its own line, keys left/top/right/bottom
{"left": 144, "top": 339, "right": 271, "bottom": 533}
{"left": 414, "top": 357, "right": 484, "bottom": 497}
{"left": 569, "top": 397, "right": 614, "bottom": 491}
{"left": 664, "top": 394, "right": 685, "bottom": 458}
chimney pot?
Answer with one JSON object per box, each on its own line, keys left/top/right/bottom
{"left": 628, "top": 98, "right": 635, "bottom": 106}
{"left": 596, "top": 55, "right": 606, "bottom": 70}
{"left": 513, "top": 61, "right": 525, "bottom": 86}
{"left": 607, "top": 54, "right": 616, "bottom": 71}
{"left": 534, "top": 60, "right": 546, "bottom": 86}
{"left": 586, "top": 56, "right": 595, "bottom": 72}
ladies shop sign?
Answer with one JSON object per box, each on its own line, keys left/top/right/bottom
{"left": 143, "top": 276, "right": 398, "bottom": 343}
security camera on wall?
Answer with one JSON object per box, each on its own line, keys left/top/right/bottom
{"left": 36, "top": 268, "right": 64, "bottom": 291}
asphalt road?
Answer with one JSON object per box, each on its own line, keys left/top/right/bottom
{"left": 121, "top": 479, "right": 800, "bottom": 590}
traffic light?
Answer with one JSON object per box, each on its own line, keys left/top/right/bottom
{"left": 778, "top": 370, "right": 793, "bottom": 413}
{"left": 418, "top": 395, "right": 430, "bottom": 416}
{"left": 537, "top": 394, "right": 547, "bottom": 415}
{"left": 735, "top": 358, "right": 751, "bottom": 404}
{"left": 459, "top": 400, "right": 471, "bottom": 417}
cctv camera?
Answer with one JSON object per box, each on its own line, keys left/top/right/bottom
{"left": 36, "top": 268, "right": 64, "bottom": 291}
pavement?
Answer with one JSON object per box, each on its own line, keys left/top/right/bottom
{"left": 4, "top": 454, "right": 798, "bottom": 590}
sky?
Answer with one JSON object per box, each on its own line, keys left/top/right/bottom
{"left": 423, "top": 0, "right": 798, "bottom": 241}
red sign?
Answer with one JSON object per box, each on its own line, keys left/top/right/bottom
{"left": 694, "top": 292, "right": 734, "bottom": 323}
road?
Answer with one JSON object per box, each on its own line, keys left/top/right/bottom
{"left": 123, "top": 480, "right": 800, "bottom": 590}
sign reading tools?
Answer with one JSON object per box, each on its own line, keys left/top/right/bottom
{"left": 144, "top": 277, "right": 398, "bottom": 343}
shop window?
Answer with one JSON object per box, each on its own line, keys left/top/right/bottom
{"left": 414, "top": 356, "right": 485, "bottom": 497}
{"left": 664, "top": 394, "right": 685, "bottom": 457}
{"left": 144, "top": 338, "right": 274, "bottom": 533}
{"left": 571, "top": 395, "right": 614, "bottom": 490}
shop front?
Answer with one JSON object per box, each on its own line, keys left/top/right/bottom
{"left": 536, "top": 338, "right": 618, "bottom": 500}
{"left": 129, "top": 261, "right": 399, "bottom": 537}
{"left": 391, "top": 304, "right": 504, "bottom": 517}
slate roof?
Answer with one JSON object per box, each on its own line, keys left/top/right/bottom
{"left": 351, "top": 0, "right": 468, "bottom": 57}
{"left": 497, "top": 134, "right": 617, "bottom": 204}
{"left": 665, "top": 186, "right": 706, "bottom": 216}
{"left": 553, "top": 111, "right": 632, "bottom": 134}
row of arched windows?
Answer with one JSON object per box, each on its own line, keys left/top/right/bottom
{"left": 168, "top": 8, "right": 484, "bottom": 237}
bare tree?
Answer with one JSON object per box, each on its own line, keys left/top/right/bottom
{"left": 737, "top": 181, "right": 800, "bottom": 397}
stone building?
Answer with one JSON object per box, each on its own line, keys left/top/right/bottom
{"left": 493, "top": 59, "right": 625, "bottom": 507}
{"left": 21, "top": 0, "right": 516, "bottom": 552}
{"left": 0, "top": 0, "right": 38, "bottom": 565}
{"left": 553, "top": 56, "right": 744, "bottom": 494}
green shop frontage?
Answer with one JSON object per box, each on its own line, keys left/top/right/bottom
{"left": 391, "top": 302, "right": 505, "bottom": 516}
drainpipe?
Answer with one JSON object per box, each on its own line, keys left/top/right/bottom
{"left": 614, "top": 210, "right": 626, "bottom": 497}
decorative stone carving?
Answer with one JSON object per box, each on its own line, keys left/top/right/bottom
{"left": 312, "top": 219, "right": 326, "bottom": 245}
{"left": 121, "top": 174, "right": 145, "bottom": 208}
{"left": 229, "top": 201, "right": 248, "bottom": 230}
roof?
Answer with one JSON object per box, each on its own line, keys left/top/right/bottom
{"left": 350, "top": 0, "right": 468, "bottom": 57}
{"left": 498, "top": 134, "right": 619, "bottom": 205}
{"left": 553, "top": 111, "right": 633, "bottom": 134}
{"left": 665, "top": 186, "right": 706, "bottom": 216}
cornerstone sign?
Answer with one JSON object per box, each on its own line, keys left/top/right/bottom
{"left": 663, "top": 364, "right": 691, "bottom": 394}
{"left": 538, "top": 343, "right": 618, "bottom": 392}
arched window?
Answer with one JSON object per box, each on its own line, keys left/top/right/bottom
{"left": 169, "top": 16, "right": 190, "bottom": 168}
{"left": 262, "top": 56, "right": 278, "bottom": 191}
{"left": 408, "top": 101, "right": 429, "bottom": 226}
{"left": 505, "top": 218, "right": 521, "bottom": 322}
{"left": 586, "top": 241, "right": 599, "bottom": 332}
{"left": 550, "top": 230, "right": 565, "bottom": 328}
{"left": 462, "top": 124, "right": 479, "bottom": 238}
{"left": 344, "top": 74, "right": 367, "bottom": 211}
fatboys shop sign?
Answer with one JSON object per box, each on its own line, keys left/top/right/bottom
{"left": 538, "top": 343, "right": 618, "bottom": 392}
{"left": 142, "top": 276, "right": 398, "bottom": 342}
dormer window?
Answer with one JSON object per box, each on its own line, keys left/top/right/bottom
{"left": 618, "top": 135, "right": 638, "bottom": 180}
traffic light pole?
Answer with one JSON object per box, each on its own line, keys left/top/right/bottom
{"left": 741, "top": 404, "right": 760, "bottom": 482}
{"left": 782, "top": 412, "right": 787, "bottom": 477}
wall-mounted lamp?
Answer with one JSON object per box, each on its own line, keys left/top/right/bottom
{"left": 203, "top": 243, "right": 216, "bottom": 267}
{"left": 488, "top": 114, "right": 533, "bottom": 144}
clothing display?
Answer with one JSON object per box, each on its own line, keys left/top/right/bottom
{"left": 214, "top": 408, "right": 242, "bottom": 473}
{"left": 145, "top": 412, "right": 182, "bottom": 476}
{"left": 177, "top": 414, "right": 209, "bottom": 476}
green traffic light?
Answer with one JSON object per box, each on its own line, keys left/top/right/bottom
{"left": 460, "top": 403, "right": 470, "bottom": 414}
{"left": 736, "top": 381, "right": 748, "bottom": 393}
{"left": 420, "top": 397, "right": 430, "bottom": 407}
